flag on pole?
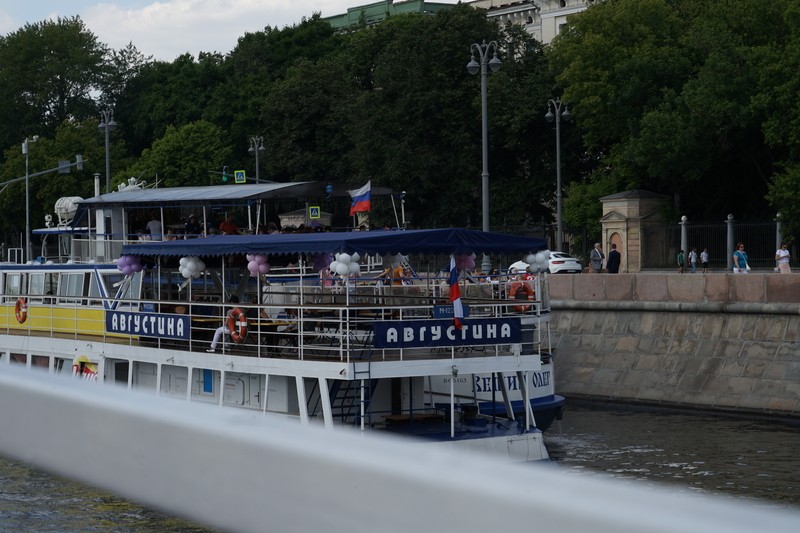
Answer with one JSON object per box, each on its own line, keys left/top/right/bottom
{"left": 449, "top": 254, "right": 464, "bottom": 330}
{"left": 348, "top": 181, "right": 372, "bottom": 216}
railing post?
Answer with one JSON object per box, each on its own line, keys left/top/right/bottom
{"left": 726, "top": 214, "right": 735, "bottom": 271}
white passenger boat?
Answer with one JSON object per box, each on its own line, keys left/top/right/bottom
{"left": 0, "top": 184, "right": 564, "bottom": 461}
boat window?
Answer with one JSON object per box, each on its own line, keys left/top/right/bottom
{"left": 4, "top": 273, "right": 22, "bottom": 302}
{"left": 57, "top": 272, "right": 86, "bottom": 305}
{"left": 89, "top": 272, "right": 141, "bottom": 306}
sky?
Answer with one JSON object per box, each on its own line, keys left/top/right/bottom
{"left": 0, "top": 0, "right": 460, "bottom": 61}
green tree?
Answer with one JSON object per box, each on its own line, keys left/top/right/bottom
{"left": 120, "top": 120, "right": 231, "bottom": 188}
{"left": 0, "top": 17, "right": 107, "bottom": 143}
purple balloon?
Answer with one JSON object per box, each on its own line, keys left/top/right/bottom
{"left": 258, "top": 262, "right": 271, "bottom": 274}
{"left": 248, "top": 260, "right": 259, "bottom": 276}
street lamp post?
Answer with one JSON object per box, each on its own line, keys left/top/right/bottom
{"left": 22, "top": 135, "right": 38, "bottom": 263}
{"left": 248, "top": 136, "right": 265, "bottom": 184}
{"left": 545, "top": 98, "right": 571, "bottom": 252}
{"left": 467, "top": 40, "right": 501, "bottom": 273}
{"left": 98, "top": 109, "right": 117, "bottom": 194}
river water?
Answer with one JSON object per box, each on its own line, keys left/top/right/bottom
{"left": 1, "top": 403, "right": 798, "bottom": 531}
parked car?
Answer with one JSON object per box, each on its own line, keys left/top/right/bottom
{"left": 548, "top": 252, "right": 582, "bottom": 274}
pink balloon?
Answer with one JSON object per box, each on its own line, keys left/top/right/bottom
{"left": 248, "top": 261, "right": 259, "bottom": 275}
{"left": 258, "top": 262, "right": 271, "bottom": 274}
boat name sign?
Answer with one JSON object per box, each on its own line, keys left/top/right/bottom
{"left": 106, "top": 311, "right": 190, "bottom": 339}
{"left": 373, "top": 318, "right": 520, "bottom": 349}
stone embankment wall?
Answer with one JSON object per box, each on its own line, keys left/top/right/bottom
{"left": 548, "top": 273, "right": 800, "bottom": 418}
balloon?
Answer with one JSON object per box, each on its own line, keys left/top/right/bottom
{"left": 179, "top": 257, "right": 188, "bottom": 267}
{"left": 248, "top": 261, "right": 259, "bottom": 276}
{"left": 351, "top": 252, "right": 360, "bottom": 263}
{"left": 348, "top": 262, "right": 360, "bottom": 274}
{"left": 246, "top": 254, "right": 255, "bottom": 262}
{"left": 526, "top": 254, "right": 537, "bottom": 265}
{"left": 465, "top": 256, "right": 476, "bottom": 270}
{"left": 535, "top": 252, "right": 546, "bottom": 265}
{"left": 336, "top": 262, "right": 349, "bottom": 276}
{"left": 132, "top": 262, "right": 143, "bottom": 273}
{"left": 338, "top": 253, "right": 351, "bottom": 264}
{"left": 329, "top": 260, "right": 340, "bottom": 274}
{"left": 258, "top": 262, "right": 271, "bottom": 274}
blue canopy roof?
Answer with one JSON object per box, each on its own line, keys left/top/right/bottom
{"left": 122, "top": 228, "right": 547, "bottom": 258}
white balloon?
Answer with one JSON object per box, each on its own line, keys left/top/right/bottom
{"left": 336, "top": 262, "right": 349, "bottom": 276}
{"left": 535, "top": 252, "right": 546, "bottom": 265}
{"left": 348, "top": 262, "right": 360, "bottom": 274}
{"left": 525, "top": 254, "right": 537, "bottom": 265}
{"left": 338, "top": 253, "right": 351, "bottom": 264}
{"left": 329, "top": 260, "right": 341, "bottom": 273}
{"left": 351, "top": 252, "right": 360, "bottom": 263}
{"left": 179, "top": 257, "right": 189, "bottom": 267}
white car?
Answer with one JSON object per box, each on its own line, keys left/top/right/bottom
{"left": 548, "top": 252, "right": 582, "bottom": 274}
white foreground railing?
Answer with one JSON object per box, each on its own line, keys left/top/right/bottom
{"left": 1, "top": 367, "right": 799, "bottom": 533}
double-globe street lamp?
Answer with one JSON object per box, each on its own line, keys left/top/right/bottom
{"left": 248, "top": 136, "right": 265, "bottom": 184}
{"left": 99, "top": 109, "right": 117, "bottom": 194}
{"left": 467, "top": 40, "right": 501, "bottom": 273}
{"left": 545, "top": 98, "right": 571, "bottom": 252}
{"left": 22, "top": 135, "right": 38, "bottom": 263}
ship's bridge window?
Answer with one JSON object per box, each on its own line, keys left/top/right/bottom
{"left": 57, "top": 272, "right": 87, "bottom": 305}
{"left": 4, "top": 273, "right": 23, "bottom": 303}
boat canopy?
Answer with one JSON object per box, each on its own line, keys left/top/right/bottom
{"left": 76, "top": 182, "right": 394, "bottom": 208}
{"left": 121, "top": 228, "right": 547, "bottom": 258}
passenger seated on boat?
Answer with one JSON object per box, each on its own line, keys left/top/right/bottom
{"left": 207, "top": 295, "right": 242, "bottom": 353}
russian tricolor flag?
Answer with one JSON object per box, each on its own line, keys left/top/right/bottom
{"left": 449, "top": 254, "right": 464, "bottom": 330}
{"left": 348, "top": 181, "right": 371, "bottom": 216}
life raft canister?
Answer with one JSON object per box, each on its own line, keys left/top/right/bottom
{"left": 14, "top": 297, "right": 28, "bottom": 324}
{"left": 509, "top": 282, "right": 535, "bottom": 313}
{"left": 227, "top": 307, "right": 248, "bottom": 343}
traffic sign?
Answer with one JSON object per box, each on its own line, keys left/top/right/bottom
{"left": 234, "top": 170, "right": 246, "bottom": 184}
{"left": 309, "top": 206, "right": 321, "bottom": 219}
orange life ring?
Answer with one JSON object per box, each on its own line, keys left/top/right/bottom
{"left": 227, "top": 307, "right": 248, "bottom": 343}
{"left": 509, "top": 282, "right": 535, "bottom": 312}
{"left": 14, "top": 298, "right": 28, "bottom": 324}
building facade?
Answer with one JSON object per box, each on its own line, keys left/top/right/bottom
{"left": 323, "top": 0, "right": 589, "bottom": 43}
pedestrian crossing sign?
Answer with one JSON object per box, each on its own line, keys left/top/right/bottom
{"left": 309, "top": 206, "right": 321, "bottom": 219}
{"left": 234, "top": 170, "right": 246, "bottom": 184}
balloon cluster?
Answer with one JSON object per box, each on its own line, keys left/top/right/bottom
{"left": 246, "top": 254, "right": 271, "bottom": 276}
{"left": 179, "top": 256, "right": 206, "bottom": 279}
{"left": 329, "top": 252, "right": 361, "bottom": 276}
{"left": 524, "top": 251, "right": 551, "bottom": 274}
{"left": 117, "top": 255, "right": 143, "bottom": 276}
{"left": 311, "top": 253, "right": 333, "bottom": 273}
{"left": 453, "top": 253, "right": 477, "bottom": 270}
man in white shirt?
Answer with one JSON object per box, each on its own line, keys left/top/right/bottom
{"left": 146, "top": 216, "right": 163, "bottom": 241}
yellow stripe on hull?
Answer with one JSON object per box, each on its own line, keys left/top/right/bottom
{"left": 1, "top": 305, "right": 132, "bottom": 340}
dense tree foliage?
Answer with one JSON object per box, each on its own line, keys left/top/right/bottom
{"left": 2, "top": 0, "right": 800, "bottom": 249}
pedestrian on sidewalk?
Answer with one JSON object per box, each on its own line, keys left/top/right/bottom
{"left": 677, "top": 250, "right": 685, "bottom": 273}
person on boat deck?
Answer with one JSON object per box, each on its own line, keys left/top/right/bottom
{"left": 184, "top": 214, "right": 202, "bottom": 238}
{"left": 378, "top": 265, "right": 405, "bottom": 286}
{"left": 219, "top": 213, "right": 240, "bottom": 235}
{"left": 207, "top": 295, "right": 241, "bottom": 353}
{"left": 146, "top": 215, "right": 163, "bottom": 241}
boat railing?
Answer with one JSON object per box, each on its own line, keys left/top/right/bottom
{"left": 0, "top": 276, "right": 551, "bottom": 365}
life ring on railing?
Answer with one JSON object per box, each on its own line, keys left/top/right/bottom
{"left": 227, "top": 307, "right": 248, "bottom": 343}
{"left": 509, "top": 282, "right": 535, "bottom": 313}
{"left": 14, "top": 298, "right": 28, "bottom": 324}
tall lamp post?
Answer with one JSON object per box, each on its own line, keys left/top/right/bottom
{"left": 545, "top": 98, "right": 571, "bottom": 252}
{"left": 467, "top": 40, "right": 501, "bottom": 273}
{"left": 98, "top": 109, "right": 117, "bottom": 194}
{"left": 248, "top": 136, "right": 265, "bottom": 184}
{"left": 22, "top": 135, "right": 38, "bottom": 263}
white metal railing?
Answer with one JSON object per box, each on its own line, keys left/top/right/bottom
{"left": 1, "top": 277, "right": 551, "bottom": 364}
{"left": 1, "top": 367, "right": 798, "bottom": 533}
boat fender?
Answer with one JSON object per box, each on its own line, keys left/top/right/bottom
{"left": 509, "top": 282, "right": 534, "bottom": 313}
{"left": 14, "top": 297, "right": 28, "bottom": 324}
{"left": 227, "top": 307, "right": 248, "bottom": 343}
